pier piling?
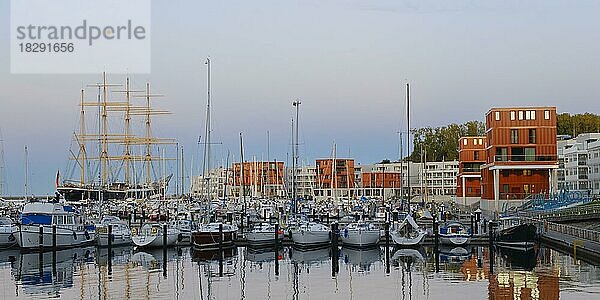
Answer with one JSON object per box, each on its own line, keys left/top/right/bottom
{"left": 52, "top": 224, "right": 57, "bottom": 249}
{"left": 39, "top": 225, "right": 44, "bottom": 250}
{"left": 219, "top": 223, "right": 223, "bottom": 252}
{"left": 108, "top": 224, "right": 113, "bottom": 249}
{"left": 163, "top": 224, "right": 168, "bottom": 248}
{"left": 385, "top": 222, "right": 390, "bottom": 274}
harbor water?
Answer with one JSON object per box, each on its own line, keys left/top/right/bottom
{"left": 0, "top": 245, "right": 598, "bottom": 299}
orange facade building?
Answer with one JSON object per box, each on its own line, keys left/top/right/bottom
{"left": 362, "top": 172, "right": 401, "bottom": 189}
{"left": 232, "top": 161, "right": 285, "bottom": 196}
{"left": 316, "top": 159, "right": 355, "bottom": 189}
{"left": 457, "top": 136, "right": 486, "bottom": 200}
{"left": 480, "top": 107, "right": 558, "bottom": 210}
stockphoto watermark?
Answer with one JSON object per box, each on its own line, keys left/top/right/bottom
{"left": 10, "top": 0, "right": 151, "bottom": 74}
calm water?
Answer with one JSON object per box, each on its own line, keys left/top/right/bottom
{"left": 0, "top": 244, "right": 598, "bottom": 300}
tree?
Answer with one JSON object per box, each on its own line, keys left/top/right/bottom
{"left": 408, "top": 120, "right": 485, "bottom": 162}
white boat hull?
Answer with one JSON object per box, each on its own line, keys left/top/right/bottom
{"left": 97, "top": 232, "right": 132, "bottom": 247}
{"left": 439, "top": 235, "right": 471, "bottom": 246}
{"left": 340, "top": 230, "right": 380, "bottom": 247}
{"left": 15, "top": 225, "right": 94, "bottom": 249}
{"left": 246, "top": 231, "right": 284, "bottom": 246}
{"left": 132, "top": 232, "right": 179, "bottom": 248}
{"left": 390, "top": 231, "right": 427, "bottom": 247}
{"left": 291, "top": 230, "right": 330, "bottom": 247}
{"left": 0, "top": 228, "right": 16, "bottom": 247}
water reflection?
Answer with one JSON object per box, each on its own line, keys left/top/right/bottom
{"left": 0, "top": 245, "right": 597, "bottom": 299}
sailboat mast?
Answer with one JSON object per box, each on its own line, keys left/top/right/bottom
{"left": 145, "top": 83, "right": 152, "bottom": 186}
{"left": 202, "top": 58, "right": 212, "bottom": 201}
{"left": 24, "top": 145, "right": 28, "bottom": 200}
{"left": 406, "top": 83, "right": 410, "bottom": 210}
{"left": 125, "top": 77, "right": 131, "bottom": 186}
{"left": 80, "top": 89, "right": 86, "bottom": 185}
{"left": 240, "top": 133, "right": 246, "bottom": 218}
{"left": 292, "top": 100, "right": 301, "bottom": 214}
{"left": 102, "top": 72, "right": 108, "bottom": 186}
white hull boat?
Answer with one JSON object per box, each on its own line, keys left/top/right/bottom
{"left": 439, "top": 222, "right": 471, "bottom": 246}
{"left": 340, "top": 222, "right": 380, "bottom": 247}
{"left": 246, "top": 223, "right": 284, "bottom": 247}
{"left": 96, "top": 216, "right": 132, "bottom": 247}
{"left": 291, "top": 221, "right": 330, "bottom": 248}
{"left": 15, "top": 202, "right": 94, "bottom": 249}
{"left": 132, "top": 223, "right": 179, "bottom": 248}
{"left": 0, "top": 217, "right": 16, "bottom": 248}
{"left": 390, "top": 213, "right": 427, "bottom": 247}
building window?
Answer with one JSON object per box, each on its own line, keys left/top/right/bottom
{"left": 526, "top": 110, "right": 531, "bottom": 120}
{"left": 518, "top": 111, "right": 524, "bottom": 120}
{"left": 510, "top": 111, "right": 516, "bottom": 120}
{"left": 479, "top": 138, "right": 483, "bottom": 145}
{"left": 523, "top": 170, "right": 532, "bottom": 176}
{"left": 511, "top": 129, "right": 519, "bottom": 144}
{"left": 525, "top": 147, "right": 536, "bottom": 161}
{"left": 474, "top": 151, "right": 479, "bottom": 160}
{"left": 529, "top": 129, "right": 536, "bottom": 144}
{"left": 496, "top": 148, "right": 508, "bottom": 161}
{"left": 495, "top": 111, "right": 500, "bottom": 121}
{"left": 463, "top": 139, "right": 467, "bottom": 146}
{"left": 544, "top": 110, "right": 550, "bottom": 120}
{"left": 531, "top": 110, "right": 536, "bottom": 120}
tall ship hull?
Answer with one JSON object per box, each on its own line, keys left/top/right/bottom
{"left": 495, "top": 223, "right": 537, "bottom": 250}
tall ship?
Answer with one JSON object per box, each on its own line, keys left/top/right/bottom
{"left": 57, "top": 73, "right": 175, "bottom": 203}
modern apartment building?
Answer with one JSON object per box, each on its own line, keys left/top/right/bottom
{"left": 480, "top": 107, "right": 559, "bottom": 211}
{"left": 457, "top": 136, "right": 486, "bottom": 204}
{"left": 313, "top": 158, "right": 355, "bottom": 200}
{"left": 557, "top": 133, "right": 600, "bottom": 194}
{"left": 231, "top": 161, "right": 286, "bottom": 198}
{"left": 191, "top": 166, "right": 230, "bottom": 199}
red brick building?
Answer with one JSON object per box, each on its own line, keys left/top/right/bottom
{"left": 480, "top": 107, "right": 558, "bottom": 210}
{"left": 316, "top": 159, "right": 355, "bottom": 189}
{"left": 232, "top": 161, "right": 285, "bottom": 196}
{"left": 362, "top": 172, "right": 401, "bottom": 189}
{"left": 457, "top": 136, "right": 486, "bottom": 201}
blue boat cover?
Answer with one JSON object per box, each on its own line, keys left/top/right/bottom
{"left": 20, "top": 213, "right": 52, "bottom": 225}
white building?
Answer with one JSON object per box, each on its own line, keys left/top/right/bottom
{"left": 589, "top": 139, "right": 600, "bottom": 195}
{"left": 191, "top": 167, "right": 231, "bottom": 199}
{"left": 558, "top": 133, "right": 600, "bottom": 193}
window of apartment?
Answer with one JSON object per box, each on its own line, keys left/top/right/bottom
{"left": 502, "top": 184, "right": 509, "bottom": 194}
{"left": 496, "top": 148, "right": 508, "bottom": 161}
{"left": 495, "top": 111, "right": 500, "bottom": 121}
{"left": 511, "top": 129, "right": 519, "bottom": 144}
{"left": 512, "top": 147, "right": 524, "bottom": 161}
{"left": 526, "top": 110, "right": 531, "bottom": 120}
{"left": 518, "top": 111, "right": 524, "bottom": 120}
{"left": 468, "top": 187, "right": 473, "bottom": 194}
{"left": 531, "top": 110, "right": 536, "bottom": 120}
{"left": 463, "top": 139, "right": 467, "bottom": 146}
{"left": 529, "top": 129, "right": 536, "bottom": 144}
{"left": 479, "top": 138, "right": 483, "bottom": 145}
{"left": 523, "top": 170, "right": 532, "bottom": 176}
{"left": 474, "top": 151, "right": 479, "bottom": 160}
{"left": 525, "top": 147, "right": 536, "bottom": 161}
{"left": 510, "top": 111, "right": 516, "bottom": 120}
{"left": 544, "top": 110, "right": 550, "bottom": 120}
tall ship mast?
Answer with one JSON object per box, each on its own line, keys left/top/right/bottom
{"left": 57, "top": 73, "right": 175, "bottom": 203}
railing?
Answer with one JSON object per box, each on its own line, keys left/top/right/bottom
{"left": 518, "top": 216, "right": 600, "bottom": 244}
{"left": 493, "top": 154, "right": 557, "bottom": 163}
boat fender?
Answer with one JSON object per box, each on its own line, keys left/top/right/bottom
{"left": 131, "top": 228, "right": 138, "bottom": 235}
{"left": 73, "top": 231, "right": 78, "bottom": 240}
{"left": 84, "top": 230, "right": 90, "bottom": 240}
{"left": 151, "top": 227, "right": 158, "bottom": 235}
{"left": 344, "top": 228, "right": 348, "bottom": 238}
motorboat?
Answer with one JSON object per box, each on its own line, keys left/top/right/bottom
{"left": 96, "top": 215, "right": 132, "bottom": 247}
{"left": 340, "top": 221, "right": 380, "bottom": 247}
{"left": 495, "top": 217, "right": 537, "bottom": 250}
{"left": 290, "top": 221, "right": 331, "bottom": 248}
{"left": 170, "top": 219, "right": 193, "bottom": 245}
{"left": 132, "top": 223, "right": 179, "bottom": 248}
{"left": 15, "top": 202, "right": 95, "bottom": 249}
{"left": 0, "top": 217, "right": 16, "bottom": 248}
{"left": 438, "top": 221, "right": 471, "bottom": 246}
{"left": 192, "top": 222, "right": 237, "bottom": 250}
{"left": 246, "top": 222, "right": 283, "bottom": 247}
{"left": 390, "top": 213, "right": 427, "bottom": 247}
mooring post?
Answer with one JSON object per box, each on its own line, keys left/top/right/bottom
{"left": 470, "top": 214, "right": 474, "bottom": 236}
{"left": 163, "top": 224, "right": 168, "bottom": 248}
{"left": 141, "top": 209, "right": 145, "bottom": 227}
{"left": 52, "top": 224, "right": 57, "bottom": 249}
{"left": 39, "top": 225, "right": 44, "bottom": 250}
{"left": 433, "top": 217, "right": 440, "bottom": 273}
{"left": 274, "top": 223, "right": 280, "bottom": 246}
{"left": 219, "top": 223, "right": 223, "bottom": 252}
{"left": 108, "top": 224, "right": 113, "bottom": 249}
{"left": 275, "top": 222, "right": 280, "bottom": 276}
{"left": 385, "top": 221, "right": 390, "bottom": 274}
{"left": 331, "top": 222, "right": 339, "bottom": 276}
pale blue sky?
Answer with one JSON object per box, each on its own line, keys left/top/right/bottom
{"left": 1, "top": 0, "right": 600, "bottom": 195}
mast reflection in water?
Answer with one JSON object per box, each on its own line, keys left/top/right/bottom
{"left": 0, "top": 245, "right": 599, "bottom": 299}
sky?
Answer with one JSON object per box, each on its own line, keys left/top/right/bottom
{"left": 1, "top": 0, "right": 600, "bottom": 195}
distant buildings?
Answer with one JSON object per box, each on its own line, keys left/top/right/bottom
{"left": 457, "top": 136, "right": 485, "bottom": 204}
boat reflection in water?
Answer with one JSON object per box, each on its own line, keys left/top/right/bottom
{"left": 391, "top": 247, "right": 427, "bottom": 265}
{"left": 12, "top": 247, "right": 95, "bottom": 297}
{"left": 341, "top": 246, "right": 381, "bottom": 272}
{"left": 289, "top": 245, "right": 330, "bottom": 265}
{"left": 438, "top": 246, "right": 472, "bottom": 264}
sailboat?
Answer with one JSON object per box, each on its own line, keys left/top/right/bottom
{"left": 0, "top": 217, "right": 16, "bottom": 248}
{"left": 57, "top": 73, "right": 174, "bottom": 203}
{"left": 246, "top": 222, "right": 284, "bottom": 247}
{"left": 340, "top": 221, "right": 380, "bottom": 247}
{"left": 390, "top": 212, "right": 427, "bottom": 247}
{"left": 132, "top": 222, "right": 179, "bottom": 248}
{"left": 95, "top": 215, "right": 132, "bottom": 247}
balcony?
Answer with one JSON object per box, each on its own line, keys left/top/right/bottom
{"left": 493, "top": 154, "right": 557, "bottom": 164}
